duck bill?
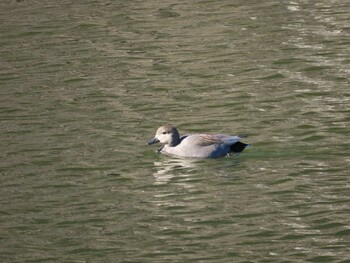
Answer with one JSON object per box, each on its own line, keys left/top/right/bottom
{"left": 146, "top": 137, "right": 160, "bottom": 145}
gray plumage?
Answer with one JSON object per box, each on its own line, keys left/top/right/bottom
{"left": 147, "top": 125, "right": 249, "bottom": 158}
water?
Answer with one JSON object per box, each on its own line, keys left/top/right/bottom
{"left": 1, "top": 0, "right": 349, "bottom": 262}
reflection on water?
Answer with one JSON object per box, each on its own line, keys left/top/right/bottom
{"left": 152, "top": 154, "right": 243, "bottom": 184}
{"left": 153, "top": 158, "right": 199, "bottom": 185}
{"left": 0, "top": 0, "right": 349, "bottom": 262}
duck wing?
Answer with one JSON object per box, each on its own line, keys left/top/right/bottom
{"left": 189, "top": 134, "right": 241, "bottom": 146}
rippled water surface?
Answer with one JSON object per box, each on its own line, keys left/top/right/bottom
{"left": 1, "top": 0, "right": 349, "bottom": 262}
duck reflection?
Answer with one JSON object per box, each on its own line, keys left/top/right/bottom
{"left": 152, "top": 155, "right": 242, "bottom": 185}
{"left": 152, "top": 157, "right": 201, "bottom": 185}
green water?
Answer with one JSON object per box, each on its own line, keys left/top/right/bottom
{"left": 1, "top": 0, "right": 349, "bottom": 262}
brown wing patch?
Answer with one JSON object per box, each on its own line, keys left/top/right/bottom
{"left": 197, "top": 134, "right": 225, "bottom": 146}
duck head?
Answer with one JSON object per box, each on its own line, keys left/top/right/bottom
{"left": 147, "top": 125, "right": 180, "bottom": 147}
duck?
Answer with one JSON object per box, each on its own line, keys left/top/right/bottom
{"left": 147, "top": 125, "right": 249, "bottom": 158}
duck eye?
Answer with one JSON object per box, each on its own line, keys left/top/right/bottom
{"left": 162, "top": 132, "right": 167, "bottom": 134}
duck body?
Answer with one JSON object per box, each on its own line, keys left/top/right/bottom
{"left": 147, "top": 125, "right": 249, "bottom": 158}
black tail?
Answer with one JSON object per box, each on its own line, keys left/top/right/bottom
{"left": 230, "top": 141, "right": 249, "bottom": 153}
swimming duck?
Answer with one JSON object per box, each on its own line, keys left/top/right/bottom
{"left": 147, "top": 125, "right": 249, "bottom": 158}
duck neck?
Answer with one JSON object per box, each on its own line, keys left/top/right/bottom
{"left": 168, "top": 135, "right": 180, "bottom": 147}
